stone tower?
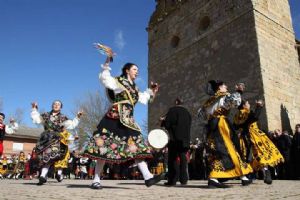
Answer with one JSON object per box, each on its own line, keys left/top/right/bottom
{"left": 147, "top": 0, "right": 300, "bottom": 139}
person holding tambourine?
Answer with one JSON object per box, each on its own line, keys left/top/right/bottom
{"left": 160, "top": 98, "right": 192, "bottom": 186}
{"left": 84, "top": 44, "right": 164, "bottom": 189}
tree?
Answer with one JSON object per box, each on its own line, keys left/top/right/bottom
{"left": 73, "top": 91, "right": 109, "bottom": 150}
{"left": 13, "top": 108, "right": 24, "bottom": 124}
{"left": 0, "top": 98, "right": 24, "bottom": 125}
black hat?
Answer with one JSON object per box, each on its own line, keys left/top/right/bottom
{"left": 206, "top": 80, "right": 224, "bottom": 95}
{"left": 0, "top": 112, "right": 5, "bottom": 119}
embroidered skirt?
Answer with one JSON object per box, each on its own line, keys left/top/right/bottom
{"left": 36, "top": 131, "right": 69, "bottom": 166}
{"left": 207, "top": 116, "right": 253, "bottom": 179}
{"left": 249, "top": 123, "right": 284, "bottom": 170}
{"left": 84, "top": 116, "right": 153, "bottom": 164}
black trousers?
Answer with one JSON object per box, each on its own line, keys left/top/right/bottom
{"left": 167, "top": 140, "right": 189, "bottom": 184}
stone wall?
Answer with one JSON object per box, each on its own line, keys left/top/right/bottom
{"left": 253, "top": 0, "right": 300, "bottom": 133}
{"left": 148, "top": 0, "right": 300, "bottom": 139}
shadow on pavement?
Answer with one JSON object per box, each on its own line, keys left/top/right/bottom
{"left": 67, "top": 184, "right": 131, "bottom": 190}
{"left": 155, "top": 184, "right": 210, "bottom": 189}
{"left": 118, "top": 182, "right": 211, "bottom": 189}
{"left": 118, "top": 182, "right": 145, "bottom": 186}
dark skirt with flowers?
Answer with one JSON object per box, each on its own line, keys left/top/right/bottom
{"left": 84, "top": 116, "right": 153, "bottom": 164}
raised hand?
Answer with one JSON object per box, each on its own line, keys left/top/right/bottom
{"left": 150, "top": 81, "right": 159, "bottom": 94}
{"left": 77, "top": 111, "right": 84, "bottom": 118}
{"left": 31, "top": 102, "right": 38, "bottom": 109}
{"left": 256, "top": 99, "right": 264, "bottom": 107}
{"left": 9, "top": 118, "right": 15, "bottom": 124}
{"left": 74, "top": 134, "right": 79, "bottom": 140}
{"left": 235, "top": 83, "right": 245, "bottom": 92}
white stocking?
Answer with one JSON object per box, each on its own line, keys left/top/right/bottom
{"left": 93, "top": 160, "right": 105, "bottom": 183}
{"left": 135, "top": 160, "right": 153, "bottom": 180}
{"left": 57, "top": 169, "right": 63, "bottom": 176}
{"left": 40, "top": 166, "right": 49, "bottom": 178}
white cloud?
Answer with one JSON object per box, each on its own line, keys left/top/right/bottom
{"left": 114, "top": 30, "right": 126, "bottom": 50}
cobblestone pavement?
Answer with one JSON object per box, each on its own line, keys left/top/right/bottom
{"left": 0, "top": 179, "right": 299, "bottom": 200}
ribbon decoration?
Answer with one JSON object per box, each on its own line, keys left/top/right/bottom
{"left": 94, "top": 43, "right": 116, "bottom": 62}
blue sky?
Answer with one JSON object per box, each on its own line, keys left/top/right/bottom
{"left": 290, "top": 0, "right": 300, "bottom": 39}
{"left": 0, "top": 0, "right": 299, "bottom": 132}
{"left": 0, "top": 0, "right": 155, "bottom": 129}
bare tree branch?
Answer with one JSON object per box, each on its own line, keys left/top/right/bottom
{"left": 73, "top": 91, "right": 109, "bottom": 150}
{"left": 13, "top": 108, "right": 24, "bottom": 124}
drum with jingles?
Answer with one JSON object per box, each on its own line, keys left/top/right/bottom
{"left": 148, "top": 129, "right": 169, "bottom": 150}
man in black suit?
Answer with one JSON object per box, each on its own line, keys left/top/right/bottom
{"left": 275, "top": 129, "right": 292, "bottom": 179}
{"left": 161, "top": 98, "right": 192, "bottom": 186}
{"left": 291, "top": 124, "right": 300, "bottom": 179}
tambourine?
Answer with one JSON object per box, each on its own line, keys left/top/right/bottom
{"left": 148, "top": 129, "right": 169, "bottom": 150}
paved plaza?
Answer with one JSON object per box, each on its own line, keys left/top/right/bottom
{"left": 0, "top": 179, "right": 299, "bottom": 200}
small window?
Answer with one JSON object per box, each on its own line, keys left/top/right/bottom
{"left": 170, "top": 36, "right": 180, "bottom": 48}
{"left": 199, "top": 16, "right": 211, "bottom": 31}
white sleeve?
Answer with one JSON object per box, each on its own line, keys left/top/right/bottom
{"left": 5, "top": 122, "right": 19, "bottom": 135}
{"left": 63, "top": 117, "right": 80, "bottom": 130}
{"left": 138, "top": 88, "right": 154, "bottom": 105}
{"left": 31, "top": 108, "right": 43, "bottom": 124}
{"left": 99, "top": 64, "right": 124, "bottom": 94}
{"left": 205, "top": 98, "right": 225, "bottom": 116}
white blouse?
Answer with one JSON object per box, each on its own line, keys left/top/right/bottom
{"left": 31, "top": 108, "right": 80, "bottom": 130}
{"left": 5, "top": 122, "right": 19, "bottom": 135}
{"left": 99, "top": 64, "right": 153, "bottom": 105}
{"left": 198, "top": 92, "right": 241, "bottom": 119}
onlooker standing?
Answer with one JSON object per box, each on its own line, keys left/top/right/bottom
{"left": 291, "top": 124, "right": 300, "bottom": 179}
{"left": 274, "top": 129, "right": 292, "bottom": 179}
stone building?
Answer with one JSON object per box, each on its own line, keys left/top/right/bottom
{"left": 147, "top": 0, "right": 300, "bottom": 139}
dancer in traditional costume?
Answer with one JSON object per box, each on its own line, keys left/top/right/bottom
{"left": 31, "top": 100, "right": 82, "bottom": 185}
{"left": 13, "top": 151, "right": 26, "bottom": 179}
{"left": 233, "top": 100, "right": 284, "bottom": 184}
{"left": 84, "top": 56, "right": 163, "bottom": 189}
{"left": 198, "top": 80, "right": 253, "bottom": 188}
{"left": 0, "top": 113, "right": 18, "bottom": 156}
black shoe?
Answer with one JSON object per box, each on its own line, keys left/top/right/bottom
{"left": 91, "top": 182, "right": 103, "bottom": 189}
{"left": 241, "top": 179, "right": 252, "bottom": 186}
{"left": 264, "top": 170, "right": 272, "bottom": 185}
{"left": 180, "top": 182, "right": 188, "bottom": 186}
{"left": 218, "top": 178, "right": 229, "bottom": 183}
{"left": 56, "top": 174, "right": 63, "bottom": 183}
{"left": 164, "top": 181, "right": 176, "bottom": 187}
{"left": 145, "top": 174, "right": 165, "bottom": 187}
{"left": 208, "top": 179, "right": 229, "bottom": 188}
{"left": 37, "top": 176, "right": 47, "bottom": 186}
